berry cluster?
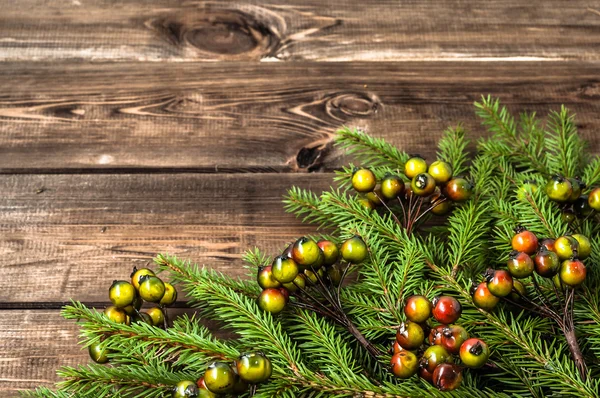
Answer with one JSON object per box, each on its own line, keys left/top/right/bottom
{"left": 256, "top": 236, "right": 367, "bottom": 314}
{"left": 173, "top": 352, "right": 272, "bottom": 397}
{"left": 350, "top": 157, "right": 472, "bottom": 234}
{"left": 541, "top": 175, "right": 600, "bottom": 222}
{"left": 88, "top": 267, "right": 177, "bottom": 364}
{"left": 473, "top": 228, "right": 590, "bottom": 312}
{"left": 390, "top": 295, "right": 489, "bottom": 392}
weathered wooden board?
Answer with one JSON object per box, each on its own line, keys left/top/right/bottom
{"left": 1, "top": 61, "right": 600, "bottom": 173}
{"left": 1, "top": 1, "right": 599, "bottom": 62}
{"left": 0, "top": 173, "right": 333, "bottom": 304}
{"left": 0, "top": 309, "right": 221, "bottom": 396}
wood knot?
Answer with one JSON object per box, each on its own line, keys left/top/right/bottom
{"left": 146, "top": 6, "right": 285, "bottom": 60}
{"left": 326, "top": 92, "right": 380, "bottom": 121}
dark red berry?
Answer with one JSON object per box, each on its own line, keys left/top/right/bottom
{"left": 432, "top": 296, "right": 462, "bottom": 324}
{"left": 540, "top": 238, "right": 556, "bottom": 252}
{"left": 428, "top": 325, "right": 445, "bottom": 345}
{"left": 444, "top": 178, "right": 473, "bottom": 202}
{"left": 433, "top": 363, "right": 463, "bottom": 391}
{"left": 534, "top": 248, "right": 560, "bottom": 278}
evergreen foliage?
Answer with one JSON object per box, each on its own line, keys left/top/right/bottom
{"left": 27, "top": 98, "right": 600, "bottom": 397}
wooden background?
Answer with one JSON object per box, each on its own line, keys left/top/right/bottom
{"left": 1, "top": 0, "right": 599, "bottom": 395}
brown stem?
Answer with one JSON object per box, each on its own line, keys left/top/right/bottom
{"left": 372, "top": 191, "right": 402, "bottom": 227}
{"left": 346, "top": 318, "right": 383, "bottom": 358}
{"left": 563, "top": 289, "right": 587, "bottom": 381}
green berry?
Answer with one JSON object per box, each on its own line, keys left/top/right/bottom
{"left": 138, "top": 275, "right": 166, "bottom": 303}
{"left": 130, "top": 267, "right": 155, "bottom": 290}
{"left": 108, "top": 280, "right": 136, "bottom": 309}
{"left": 203, "top": 362, "right": 236, "bottom": 394}
{"left": 444, "top": 178, "right": 473, "bottom": 202}
{"left": 545, "top": 176, "right": 573, "bottom": 202}
{"left": 160, "top": 282, "right": 178, "bottom": 306}
{"left": 89, "top": 342, "right": 110, "bottom": 364}
{"left": 317, "top": 240, "right": 339, "bottom": 266}
{"left": 380, "top": 175, "right": 405, "bottom": 199}
{"left": 411, "top": 173, "right": 436, "bottom": 196}
{"left": 172, "top": 380, "right": 198, "bottom": 398}
{"left": 104, "top": 305, "right": 128, "bottom": 324}
{"left": 351, "top": 168, "right": 377, "bottom": 192}
{"left": 340, "top": 236, "right": 368, "bottom": 263}
{"left": 257, "top": 288, "right": 287, "bottom": 314}
{"left": 404, "top": 156, "right": 427, "bottom": 179}
{"left": 428, "top": 160, "right": 453, "bottom": 184}
{"left": 271, "top": 256, "right": 299, "bottom": 283}
{"left": 236, "top": 352, "right": 272, "bottom": 383}
{"left": 291, "top": 237, "right": 321, "bottom": 267}
{"left": 146, "top": 307, "right": 165, "bottom": 327}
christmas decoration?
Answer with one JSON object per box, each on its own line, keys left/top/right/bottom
{"left": 25, "top": 97, "right": 600, "bottom": 397}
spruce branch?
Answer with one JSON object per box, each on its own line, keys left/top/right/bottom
{"left": 437, "top": 125, "right": 470, "bottom": 176}
{"left": 545, "top": 106, "right": 587, "bottom": 179}
{"left": 335, "top": 127, "right": 409, "bottom": 168}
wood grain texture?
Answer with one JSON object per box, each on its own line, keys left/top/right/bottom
{"left": 0, "top": 173, "right": 332, "bottom": 303}
{"left": 1, "top": 61, "right": 600, "bottom": 173}
{"left": 0, "top": 1, "right": 599, "bottom": 62}
{"left": 0, "top": 309, "right": 224, "bottom": 396}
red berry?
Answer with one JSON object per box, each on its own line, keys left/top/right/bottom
{"left": 428, "top": 325, "right": 445, "bottom": 345}
{"left": 511, "top": 228, "right": 538, "bottom": 254}
{"left": 257, "top": 288, "right": 287, "bottom": 314}
{"left": 316, "top": 240, "right": 339, "bottom": 266}
{"left": 257, "top": 266, "right": 281, "bottom": 289}
{"left": 432, "top": 296, "right": 462, "bottom": 324}
{"left": 473, "top": 282, "right": 500, "bottom": 311}
{"left": 444, "top": 178, "right": 473, "bottom": 202}
{"left": 540, "top": 238, "right": 556, "bottom": 252}
{"left": 433, "top": 363, "right": 463, "bottom": 391}
{"left": 404, "top": 295, "right": 432, "bottom": 323}
{"left": 291, "top": 237, "right": 321, "bottom": 267}
{"left": 441, "top": 325, "right": 469, "bottom": 354}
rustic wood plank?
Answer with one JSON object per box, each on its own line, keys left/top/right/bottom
{"left": 0, "top": 173, "right": 334, "bottom": 303}
{"left": 1, "top": 61, "right": 600, "bottom": 173}
{"left": 0, "top": 309, "right": 223, "bottom": 396}
{"left": 0, "top": 1, "right": 599, "bottom": 62}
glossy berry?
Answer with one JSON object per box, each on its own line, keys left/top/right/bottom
{"left": 572, "top": 234, "right": 591, "bottom": 259}
{"left": 281, "top": 243, "right": 293, "bottom": 259}
{"left": 291, "top": 237, "right": 321, "bottom": 267}
{"left": 507, "top": 251, "right": 534, "bottom": 279}
{"left": 381, "top": 175, "right": 405, "bottom": 199}
{"left": 460, "top": 338, "right": 489, "bottom": 368}
{"left": 303, "top": 269, "right": 318, "bottom": 285}
{"left": 432, "top": 296, "right": 462, "bottom": 324}
{"left": 396, "top": 321, "right": 425, "bottom": 350}
{"left": 352, "top": 168, "right": 377, "bottom": 193}
{"left": 392, "top": 340, "right": 404, "bottom": 355}
{"left": 411, "top": 173, "right": 436, "bottom": 196}
{"left": 317, "top": 240, "right": 339, "bottom": 266}
{"left": 278, "top": 287, "right": 290, "bottom": 302}
{"left": 433, "top": 363, "right": 463, "bottom": 392}
{"left": 441, "top": 325, "right": 469, "bottom": 354}
{"left": 574, "top": 196, "right": 594, "bottom": 217}
{"left": 146, "top": 307, "right": 165, "bottom": 327}
{"left": 404, "top": 295, "right": 432, "bottom": 323}
{"left": 257, "top": 288, "right": 287, "bottom": 314}
{"left": 271, "top": 256, "right": 299, "bottom": 283}
{"left": 534, "top": 247, "right": 560, "bottom": 278}
{"left": 195, "top": 378, "right": 217, "bottom": 398}
{"left": 510, "top": 279, "right": 527, "bottom": 301}
{"left": 89, "top": 342, "right": 110, "bottom": 364}
{"left": 390, "top": 350, "right": 419, "bottom": 379}
{"left": 131, "top": 267, "right": 155, "bottom": 290}
{"left": 138, "top": 275, "right": 166, "bottom": 303}
{"left": 473, "top": 282, "right": 500, "bottom": 311}
{"left": 588, "top": 188, "right": 600, "bottom": 211}
{"left": 545, "top": 176, "right": 573, "bottom": 202}
{"left": 204, "top": 362, "right": 236, "bottom": 394}
{"left": 428, "top": 160, "right": 453, "bottom": 184}
{"left": 511, "top": 228, "right": 538, "bottom": 254}
{"left": 340, "top": 236, "right": 368, "bottom": 264}
{"left": 160, "top": 282, "right": 178, "bottom": 306}
{"left": 568, "top": 178, "right": 583, "bottom": 202}
{"left": 173, "top": 380, "right": 199, "bottom": 398}
{"left": 421, "top": 345, "right": 452, "bottom": 373}
{"left": 553, "top": 274, "right": 564, "bottom": 290}
{"left": 540, "top": 238, "right": 556, "bottom": 252}
{"left": 444, "top": 178, "right": 473, "bottom": 202}
{"left": 236, "top": 352, "right": 272, "bottom": 383}
{"left": 365, "top": 190, "right": 383, "bottom": 207}
{"left": 257, "top": 266, "right": 281, "bottom": 289}
{"left": 560, "top": 259, "right": 587, "bottom": 287}
{"left": 109, "top": 280, "right": 136, "bottom": 308}
{"left": 554, "top": 236, "right": 579, "bottom": 260}
{"left": 404, "top": 156, "right": 428, "bottom": 179}
{"left": 428, "top": 325, "right": 445, "bottom": 345}
{"left": 418, "top": 364, "right": 434, "bottom": 383}
{"left": 104, "top": 305, "right": 128, "bottom": 324}
{"left": 282, "top": 273, "right": 306, "bottom": 292}
{"left": 485, "top": 269, "right": 513, "bottom": 297}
